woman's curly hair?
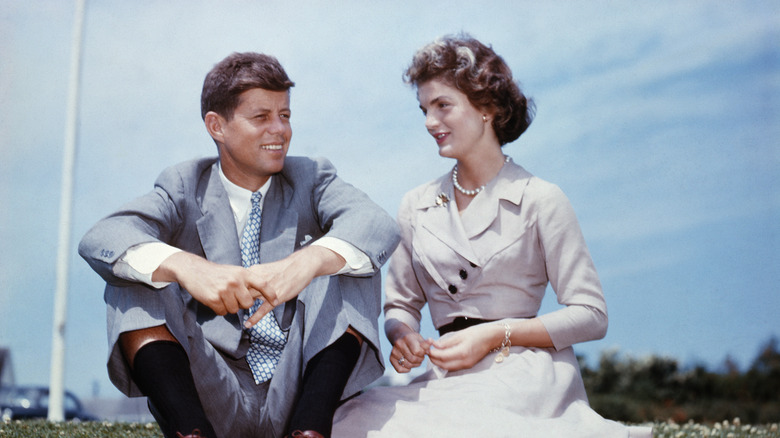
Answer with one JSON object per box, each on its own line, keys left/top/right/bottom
{"left": 404, "top": 34, "right": 535, "bottom": 145}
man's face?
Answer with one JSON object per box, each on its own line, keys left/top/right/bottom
{"left": 211, "top": 88, "right": 292, "bottom": 191}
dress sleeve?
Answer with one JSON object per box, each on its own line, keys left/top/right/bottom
{"left": 535, "top": 184, "right": 608, "bottom": 350}
{"left": 384, "top": 192, "right": 427, "bottom": 334}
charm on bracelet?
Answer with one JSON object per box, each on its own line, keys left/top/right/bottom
{"left": 492, "top": 323, "right": 511, "bottom": 363}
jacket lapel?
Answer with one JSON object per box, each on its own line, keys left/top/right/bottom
{"left": 194, "top": 163, "right": 244, "bottom": 356}
{"left": 418, "top": 162, "right": 534, "bottom": 267}
{"left": 259, "top": 174, "right": 299, "bottom": 326}
{"left": 418, "top": 176, "right": 479, "bottom": 265}
{"left": 196, "top": 163, "right": 242, "bottom": 266}
{"left": 463, "top": 162, "right": 533, "bottom": 263}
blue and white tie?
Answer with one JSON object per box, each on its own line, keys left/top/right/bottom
{"left": 241, "top": 192, "right": 286, "bottom": 384}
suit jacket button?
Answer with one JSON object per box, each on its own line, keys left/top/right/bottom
{"left": 448, "top": 284, "right": 458, "bottom": 294}
{"left": 459, "top": 269, "right": 468, "bottom": 279}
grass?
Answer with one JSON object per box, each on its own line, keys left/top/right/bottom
{"left": 650, "top": 419, "right": 780, "bottom": 438}
{"left": 0, "top": 420, "right": 163, "bottom": 438}
{"left": 1, "top": 419, "right": 779, "bottom": 437}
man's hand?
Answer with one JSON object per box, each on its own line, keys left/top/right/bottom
{"left": 153, "top": 251, "right": 260, "bottom": 315}
{"left": 243, "top": 245, "right": 346, "bottom": 327}
{"left": 153, "top": 246, "right": 346, "bottom": 327}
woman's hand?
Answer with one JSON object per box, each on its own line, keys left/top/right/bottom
{"left": 386, "top": 320, "right": 431, "bottom": 373}
{"left": 427, "top": 323, "right": 503, "bottom": 372}
{"left": 391, "top": 331, "right": 430, "bottom": 372}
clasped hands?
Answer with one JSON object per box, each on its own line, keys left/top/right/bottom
{"left": 389, "top": 322, "right": 497, "bottom": 373}
{"left": 155, "top": 246, "right": 344, "bottom": 328}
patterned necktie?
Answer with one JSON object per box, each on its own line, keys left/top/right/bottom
{"left": 241, "top": 191, "right": 286, "bottom": 384}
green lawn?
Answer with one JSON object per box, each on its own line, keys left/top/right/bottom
{"left": 0, "top": 420, "right": 163, "bottom": 437}
{"left": 651, "top": 419, "right": 780, "bottom": 438}
{"left": 1, "top": 419, "right": 778, "bottom": 437}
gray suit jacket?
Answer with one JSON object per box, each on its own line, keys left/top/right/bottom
{"left": 79, "top": 156, "right": 399, "bottom": 432}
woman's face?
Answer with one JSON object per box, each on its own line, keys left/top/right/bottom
{"left": 417, "top": 79, "right": 495, "bottom": 161}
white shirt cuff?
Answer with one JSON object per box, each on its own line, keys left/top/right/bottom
{"left": 112, "top": 242, "right": 182, "bottom": 289}
{"left": 311, "top": 237, "right": 373, "bottom": 275}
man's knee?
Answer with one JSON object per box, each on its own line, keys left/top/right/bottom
{"left": 119, "top": 324, "right": 178, "bottom": 368}
{"left": 345, "top": 326, "right": 363, "bottom": 346}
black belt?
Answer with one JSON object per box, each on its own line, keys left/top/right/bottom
{"left": 438, "top": 316, "right": 495, "bottom": 336}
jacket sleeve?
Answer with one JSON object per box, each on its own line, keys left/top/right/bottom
{"left": 78, "top": 165, "right": 186, "bottom": 285}
{"left": 305, "top": 157, "right": 400, "bottom": 274}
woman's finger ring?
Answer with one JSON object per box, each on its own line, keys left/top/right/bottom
{"left": 398, "top": 357, "right": 406, "bottom": 365}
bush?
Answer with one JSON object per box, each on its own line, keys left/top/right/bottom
{"left": 580, "top": 337, "right": 780, "bottom": 424}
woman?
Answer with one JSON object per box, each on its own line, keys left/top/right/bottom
{"left": 332, "top": 35, "right": 652, "bottom": 438}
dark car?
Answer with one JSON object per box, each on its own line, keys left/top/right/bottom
{"left": 0, "top": 386, "right": 96, "bottom": 421}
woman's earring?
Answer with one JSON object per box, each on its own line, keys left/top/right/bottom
{"left": 483, "top": 115, "right": 488, "bottom": 123}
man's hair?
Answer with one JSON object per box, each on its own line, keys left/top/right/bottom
{"left": 201, "top": 52, "right": 295, "bottom": 120}
{"left": 404, "top": 34, "right": 534, "bottom": 145}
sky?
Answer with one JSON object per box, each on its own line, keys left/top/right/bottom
{"left": 0, "top": 1, "right": 778, "bottom": 401}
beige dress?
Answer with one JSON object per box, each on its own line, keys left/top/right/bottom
{"left": 333, "top": 161, "right": 652, "bottom": 437}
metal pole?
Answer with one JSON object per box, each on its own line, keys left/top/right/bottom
{"left": 48, "top": 0, "right": 86, "bottom": 422}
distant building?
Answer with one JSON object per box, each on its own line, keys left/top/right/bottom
{"left": 0, "top": 348, "right": 14, "bottom": 388}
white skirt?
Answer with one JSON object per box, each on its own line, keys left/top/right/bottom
{"left": 333, "top": 346, "right": 653, "bottom": 438}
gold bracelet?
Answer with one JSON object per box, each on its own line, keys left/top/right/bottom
{"left": 491, "top": 323, "right": 511, "bottom": 363}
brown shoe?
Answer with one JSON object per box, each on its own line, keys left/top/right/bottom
{"left": 176, "top": 429, "right": 206, "bottom": 438}
{"left": 288, "top": 431, "right": 325, "bottom": 438}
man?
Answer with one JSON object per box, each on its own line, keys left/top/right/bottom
{"left": 79, "top": 52, "right": 400, "bottom": 438}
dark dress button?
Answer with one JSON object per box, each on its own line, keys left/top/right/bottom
{"left": 448, "top": 285, "right": 458, "bottom": 294}
{"left": 459, "top": 269, "right": 468, "bottom": 279}
{"left": 470, "top": 262, "right": 477, "bottom": 268}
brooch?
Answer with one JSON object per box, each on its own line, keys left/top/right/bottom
{"left": 435, "top": 193, "right": 450, "bottom": 207}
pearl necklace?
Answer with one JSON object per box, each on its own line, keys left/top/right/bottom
{"left": 452, "top": 155, "right": 510, "bottom": 196}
